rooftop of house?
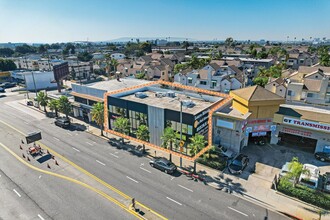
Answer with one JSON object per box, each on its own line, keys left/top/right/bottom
{"left": 303, "top": 78, "right": 323, "bottom": 92}
{"left": 119, "top": 89, "right": 222, "bottom": 115}
{"left": 299, "top": 66, "right": 330, "bottom": 75}
{"left": 231, "top": 85, "right": 284, "bottom": 102}
{"left": 239, "top": 58, "right": 273, "bottom": 63}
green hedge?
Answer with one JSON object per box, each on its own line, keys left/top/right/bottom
{"left": 197, "top": 158, "right": 227, "bottom": 171}
{"left": 278, "top": 179, "right": 330, "bottom": 210}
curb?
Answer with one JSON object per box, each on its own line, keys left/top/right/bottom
{"left": 275, "top": 191, "right": 324, "bottom": 210}
{"left": 18, "top": 101, "right": 45, "bottom": 114}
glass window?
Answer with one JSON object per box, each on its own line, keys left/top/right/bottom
{"left": 187, "top": 125, "right": 193, "bottom": 135}
{"left": 188, "top": 77, "right": 193, "bottom": 84}
{"left": 307, "top": 93, "right": 313, "bottom": 98}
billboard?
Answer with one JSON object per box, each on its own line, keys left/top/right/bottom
{"left": 53, "top": 62, "right": 69, "bottom": 81}
{"left": 26, "top": 131, "right": 42, "bottom": 144}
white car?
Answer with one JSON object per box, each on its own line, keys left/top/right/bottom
{"left": 299, "top": 164, "right": 320, "bottom": 189}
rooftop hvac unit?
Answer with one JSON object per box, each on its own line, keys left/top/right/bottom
{"left": 182, "top": 100, "right": 195, "bottom": 108}
{"left": 167, "top": 91, "right": 176, "bottom": 98}
{"left": 155, "top": 92, "right": 165, "bottom": 98}
{"left": 135, "top": 92, "right": 148, "bottom": 98}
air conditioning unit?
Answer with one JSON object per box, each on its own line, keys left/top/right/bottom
{"left": 135, "top": 92, "right": 148, "bottom": 98}
{"left": 182, "top": 100, "right": 195, "bottom": 108}
{"left": 167, "top": 91, "right": 175, "bottom": 98}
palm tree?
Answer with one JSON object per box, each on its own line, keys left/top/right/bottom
{"left": 58, "top": 96, "right": 71, "bottom": 119}
{"left": 110, "top": 58, "right": 119, "bottom": 73}
{"left": 36, "top": 91, "right": 48, "bottom": 113}
{"left": 113, "top": 117, "right": 130, "bottom": 144}
{"left": 161, "top": 127, "right": 177, "bottom": 161}
{"left": 136, "top": 124, "right": 150, "bottom": 153}
{"left": 49, "top": 99, "right": 59, "bottom": 117}
{"left": 287, "top": 157, "right": 309, "bottom": 188}
{"left": 189, "top": 134, "right": 207, "bottom": 173}
{"left": 91, "top": 102, "right": 104, "bottom": 136}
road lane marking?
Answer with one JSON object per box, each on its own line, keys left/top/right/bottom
{"left": 72, "top": 147, "right": 80, "bottom": 152}
{"left": 13, "top": 189, "right": 21, "bottom": 197}
{"left": 39, "top": 175, "right": 42, "bottom": 179}
{"left": 178, "top": 184, "right": 193, "bottom": 192}
{"left": 166, "top": 197, "right": 182, "bottom": 206}
{"left": 53, "top": 137, "right": 60, "bottom": 141}
{"left": 140, "top": 163, "right": 144, "bottom": 166}
{"left": 110, "top": 153, "right": 119, "bottom": 158}
{"left": 96, "top": 160, "right": 106, "bottom": 166}
{"left": 0, "top": 120, "right": 167, "bottom": 220}
{"left": 0, "top": 142, "right": 145, "bottom": 220}
{"left": 86, "top": 142, "right": 93, "bottom": 146}
{"left": 139, "top": 167, "right": 151, "bottom": 173}
{"left": 228, "top": 207, "right": 248, "bottom": 217}
{"left": 67, "top": 132, "right": 73, "bottom": 136}
{"left": 126, "top": 176, "right": 139, "bottom": 183}
{"left": 38, "top": 214, "right": 45, "bottom": 220}
{"left": 24, "top": 121, "right": 29, "bottom": 124}
{"left": 171, "top": 177, "right": 175, "bottom": 181}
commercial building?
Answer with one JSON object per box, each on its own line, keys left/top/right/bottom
{"left": 273, "top": 104, "right": 330, "bottom": 153}
{"left": 212, "top": 85, "right": 285, "bottom": 154}
{"left": 71, "top": 78, "right": 151, "bottom": 122}
{"left": 11, "top": 70, "right": 56, "bottom": 91}
{"left": 104, "top": 81, "right": 230, "bottom": 159}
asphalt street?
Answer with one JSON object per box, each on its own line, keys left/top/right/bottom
{"left": 0, "top": 94, "right": 289, "bottom": 220}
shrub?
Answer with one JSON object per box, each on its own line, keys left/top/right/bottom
{"left": 197, "top": 157, "right": 227, "bottom": 171}
{"left": 278, "top": 179, "right": 330, "bottom": 210}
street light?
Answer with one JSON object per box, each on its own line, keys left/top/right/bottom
{"left": 170, "top": 98, "right": 184, "bottom": 167}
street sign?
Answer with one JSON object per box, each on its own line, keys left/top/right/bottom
{"left": 179, "top": 141, "right": 185, "bottom": 147}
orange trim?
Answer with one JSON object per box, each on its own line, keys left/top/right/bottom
{"left": 103, "top": 80, "right": 232, "bottom": 161}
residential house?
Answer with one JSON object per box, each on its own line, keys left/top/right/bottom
{"left": 286, "top": 51, "right": 319, "bottom": 69}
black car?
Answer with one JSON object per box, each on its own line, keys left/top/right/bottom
{"left": 55, "top": 117, "right": 71, "bottom": 128}
{"left": 315, "top": 152, "right": 330, "bottom": 162}
{"left": 149, "top": 157, "right": 177, "bottom": 174}
{"left": 0, "top": 87, "right": 5, "bottom": 93}
{"left": 228, "top": 154, "right": 249, "bottom": 174}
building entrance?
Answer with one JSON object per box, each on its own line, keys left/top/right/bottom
{"left": 278, "top": 132, "right": 317, "bottom": 152}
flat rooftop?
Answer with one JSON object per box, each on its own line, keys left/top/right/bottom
{"left": 215, "top": 104, "right": 251, "bottom": 120}
{"left": 86, "top": 78, "right": 151, "bottom": 92}
{"left": 120, "top": 90, "right": 222, "bottom": 115}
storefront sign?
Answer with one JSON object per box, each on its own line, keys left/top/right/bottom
{"left": 282, "top": 127, "right": 312, "bottom": 137}
{"left": 251, "top": 131, "right": 267, "bottom": 137}
{"left": 248, "top": 118, "right": 272, "bottom": 124}
{"left": 283, "top": 117, "right": 330, "bottom": 133}
{"left": 253, "top": 124, "right": 270, "bottom": 132}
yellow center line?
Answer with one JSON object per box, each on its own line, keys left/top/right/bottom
{"left": 0, "top": 142, "right": 143, "bottom": 220}
{"left": 0, "top": 119, "right": 168, "bottom": 220}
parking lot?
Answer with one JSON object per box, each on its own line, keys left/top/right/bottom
{"left": 241, "top": 142, "right": 330, "bottom": 181}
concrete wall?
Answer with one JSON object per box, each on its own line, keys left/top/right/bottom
{"left": 72, "top": 84, "right": 107, "bottom": 99}
{"left": 148, "top": 106, "right": 165, "bottom": 146}
{"left": 25, "top": 71, "right": 56, "bottom": 91}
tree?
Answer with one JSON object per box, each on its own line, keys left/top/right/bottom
{"left": 225, "top": 37, "right": 234, "bottom": 47}
{"left": 140, "top": 42, "right": 152, "bottom": 53}
{"left": 161, "top": 127, "right": 177, "bottom": 161}
{"left": 113, "top": 117, "right": 130, "bottom": 144}
{"left": 0, "top": 48, "right": 14, "bottom": 57}
{"left": 174, "top": 63, "right": 188, "bottom": 73}
{"left": 189, "top": 134, "right": 207, "bottom": 173}
{"left": 15, "top": 44, "right": 37, "bottom": 54}
{"left": 287, "top": 157, "right": 309, "bottom": 188}
{"left": 110, "top": 58, "right": 119, "bottom": 73}
{"left": 49, "top": 99, "right": 59, "bottom": 117}
{"left": 36, "top": 91, "right": 48, "bottom": 113}
{"left": 58, "top": 96, "right": 71, "bottom": 119}
{"left": 91, "top": 102, "right": 104, "bottom": 136}
{"left": 136, "top": 124, "right": 150, "bottom": 153}
{"left": 253, "top": 76, "right": 268, "bottom": 87}
{"left": 0, "top": 59, "right": 17, "bottom": 71}
{"left": 77, "top": 51, "right": 93, "bottom": 62}
{"left": 38, "top": 45, "right": 47, "bottom": 54}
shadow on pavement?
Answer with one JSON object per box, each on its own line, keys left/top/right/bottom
{"left": 108, "top": 138, "right": 144, "bottom": 158}
{"left": 67, "top": 123, "right": 87, "bottom": 131}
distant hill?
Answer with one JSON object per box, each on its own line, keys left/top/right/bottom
{"left": 104, "top": 37, "right": 197, "bottom": 42}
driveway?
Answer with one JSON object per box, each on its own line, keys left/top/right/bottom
{"left": 241, "top": 142, "right": 330, "bottom": 181}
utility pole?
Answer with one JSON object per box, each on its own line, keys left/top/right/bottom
{"left": 179, "top": 100, "right": 183, "bottom": 167}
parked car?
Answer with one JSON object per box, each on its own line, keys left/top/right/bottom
{"left": 149, "top": 157, "right": 177, "bottom": 174}
{"left": 228, "top": 154, "right": 249, "bottom": 174}
{"left": 279, "top": 162, "right": 295, "bottom": 183}
{"left": 323, "top": 172, "right": 330, "bottom": 193}
{"left": 218, "top": 145, "right": 235, "bottom": 159}
{"left": 299, "top": 164, "right": 320, "bottom": 189}
{"left": 55, "top": 117, "right": 71, "bottom": 128}
{"left": 0, "top": 82, "right": 16, "bottom": 88}
{"left": 26, "top": 100, "right": 33, "bottom": 106}
{"left": 314, "top": 152, "right": 330, "bottom": 162}
{"left": 0, "top": 87, "right": 5, "bottom": 93}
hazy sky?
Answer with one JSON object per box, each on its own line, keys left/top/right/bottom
{"left": 0, "top": 0, "right": 329, "bottom": 43}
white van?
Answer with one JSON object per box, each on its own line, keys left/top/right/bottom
{"left": 299, "top": 164, "right": 320, "bottom": 189}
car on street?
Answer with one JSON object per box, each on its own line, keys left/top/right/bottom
{"left": 314, "top": 152, "right": 330, "bottom": 162}
{"left": 27, "top": 100, "right": 33, "bottom": 106}
{"left": 228, "top": 154, "right": 249, "bottom": 174}
{"left": 55, "top": 117, "right": 71, "bottom": 128}
{"left": 0, "top": 87, "right": 5, "bottom": 93}
{"left": 149, "top": 157, "right": 177, "bottom": 174}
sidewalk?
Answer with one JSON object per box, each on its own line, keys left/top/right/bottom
{"left": 20, "top": 101, "right": 328, "bottom": 220}
{"left": 82, "top": 121, "right": 329, "bottom": 220}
